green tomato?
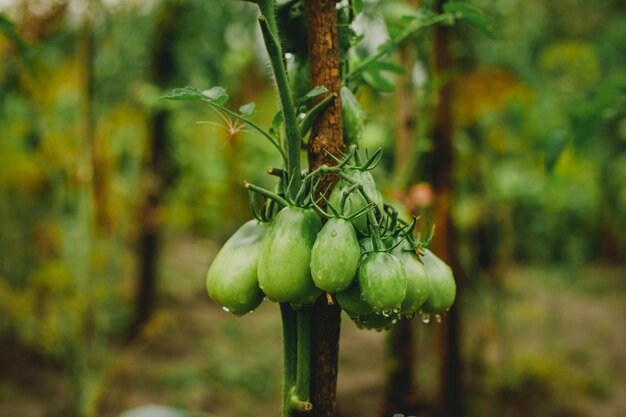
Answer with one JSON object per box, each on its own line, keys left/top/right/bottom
{"left": 341, "top": 86, "right": 365, "bottom": 146}
{"left": 392, "top": 241, "right": 430, "bottom": 314}
{"left": 335, "top": 280, "right": 373, "bottom": 318}
{"left": 328, "top": 168, "right": 383, "bottom": 234}
{"left": 358, "top": 251, "right": 407, "bottom": 313}
{"left": 258, "top": 206, "right": 322, "bottom": 305}
{"left": 420, "top": 249, "right": 456, "bottom": 314}
{"left": 353, "top": 312, "right": 397, "bottom": 331}
{"left": 206, "top": 220, "right": 268, "bottom": 316}
{"left": 310, "top": 218, "right": 361, "bottom": 292}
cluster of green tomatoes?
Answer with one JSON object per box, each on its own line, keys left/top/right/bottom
{"left": 206, "top": 147, "right": 456, "bottom": 330}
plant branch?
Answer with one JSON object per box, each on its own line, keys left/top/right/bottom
{"left": 257, "top": 1, "right": 303, "bottom": 200}
{"left": 344, "top": 13, "right": 455, "bottom": 82}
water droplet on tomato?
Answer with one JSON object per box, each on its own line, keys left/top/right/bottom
{"left": 421, "top": 313, "right": 430, "bottom": 323}
{"left": 382, "top": 310, "right": 391, "bottom": 317}
{"left": 406, "top": 312, "right": 416, "bottom": 320}
{"left": 392, "top": 307, "right": 400, "bottom": 314}
{"left": 222, "top": 306, "right": 230, "bottom": 313}
{"left": 435, "top": 314, "right": 442, "bottom": 323}
{"left": 392, "top": 319, "right": 398, "bottom": 324}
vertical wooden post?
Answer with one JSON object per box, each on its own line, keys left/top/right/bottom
{"left": 304, "top": 1, "right": 344, "bottom": 416}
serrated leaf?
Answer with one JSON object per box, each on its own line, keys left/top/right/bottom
{"left": 443, "top": 2, "right": 495, "bottom": 39}
{"left": 239, "top": 102, "right": 256, "bottom": 117}
{"left": 120, "top": 404, "right": 214, "bottom": 417}
{"left": 295, "top": 86, "right": 329, "bottom": 105}
{"left": 160, "top": 86, "right": 204, "bottom": 101}
{"left": 202, "top": 86, "right": 229, "bottom": 106}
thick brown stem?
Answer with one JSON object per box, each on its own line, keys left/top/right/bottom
{"left": 304, "top": 1, "right": 343, "bottom": 416}
{"left": 431, "top": 7, "right": 463, "bottom": 417}
{"left": 305, "top": 0, "right": 343, "bottom": 171}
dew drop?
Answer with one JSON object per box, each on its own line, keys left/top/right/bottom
{"left": 392, "top": 307, "right": 400, "bottom": 314}
{"left": 392, "top": 319, "right": 398, "bottom": 324}
{"left": 406, "top": 312, "right": 416, "bottom": 320}
{"left": 421, "top": 313, "right": 431, "bottom": 323}
{"left": 222, "top": 306, "right": 230, "bottom": 313}
{"left": 435, "top": 314, "right": 442, "bottom": 323}
{"left": 381, "top": 310, "right": 391, "bottom": 318}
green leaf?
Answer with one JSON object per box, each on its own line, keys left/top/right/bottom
{"left": 353, "top": 0, "right": 363, "bottom": 15}
{"left": 545, "top": 130, "right": 569, "bottom": 173}
{"left": 369, "top": 60, "right": 406, "bottom": 75}
{"left": 120, "top": 404, "right": 215, "bottom": 417}
{"left": 239, "top": 102, "right": 256, "bottom": 117}
{"left": 363, "top": 69, "right": 395, "bottom": 93}
{"left": 295, "top": 85, "right": 329, "bottom": 105}
{"left": 269, "top": 110, "right": 284, "bottom": 138}
{"left": 160, "top": 86, "right": 204, "bottom": 101}
{"left": 443, "top": 2, "right": 495, "bottom": 39}
{"left": 202, "top": 86, "right": 229, "bottom": 106}
{"left": 1, "top": 13, "right": 33, "bottom": 72}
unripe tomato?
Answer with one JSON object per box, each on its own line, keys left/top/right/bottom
{"left": 392, "top": 241, "right": 429, "bottom": 314}
{"left": 335, "top": 280, "right": 373, "bottom": 318}
{"left": 328, "top": 168, "right": 383, "bottom": 234}
{"left": 310, "top": 218, "right": 361, "bottom": 292}
{"left": 258, "top": 206, "right": 322, "bottom": 305}
{"left": 353, "top": 312, "right": 397, "bottom": 331}
{"left": 206, "top": 220, "right": 269, "bottom": 316}
{"left": 420, "top": 249, "right": 456, "bottom": 314}
{"left": 358, "top": 251, "right": 407, "bottom": 313}
{"left": 341, "top": 87, "right": 365, "bottom": 146}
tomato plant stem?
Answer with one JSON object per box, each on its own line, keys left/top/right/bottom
{"left": 257, "top": 0, "right": 303, "bottom": 200}
{"left": 295, "top": 307, "right": 311, "bottom": 403}
{"left": 280, "top": 303, "right": 297, "bottom": 417}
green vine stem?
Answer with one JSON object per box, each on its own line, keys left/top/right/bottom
{"left": 280, "top": 303, "right": 298, "bottom": 417}
{"left": 256, "top": 0, "right": 303, "bottom": 200}
{"left": 294, "top": 308, "right": 312, "bottom": 409}
{"left": 244, "top": 182, "right": 289, "bottom": 207}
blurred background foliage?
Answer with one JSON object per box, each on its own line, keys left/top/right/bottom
{"left": 0, "top": 0, "right": 624, "bottom": 417}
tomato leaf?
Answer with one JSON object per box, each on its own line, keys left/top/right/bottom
{"left": 269, "top": 110, "right": 284, "bottom": 139}
{"left": 352, "top": 0, "right": 363, "bottom": 15}
{"left": 443, "top": 2, "right": 496, "bottom": 39}
{"left": 239, "top": 102, "right": 256, "bottom": 118}
{"left": 202, "top": 86, "right": 229, "bottom": 105}
{"left": 295, "top": 85, "right": 329, "bottom": 105}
